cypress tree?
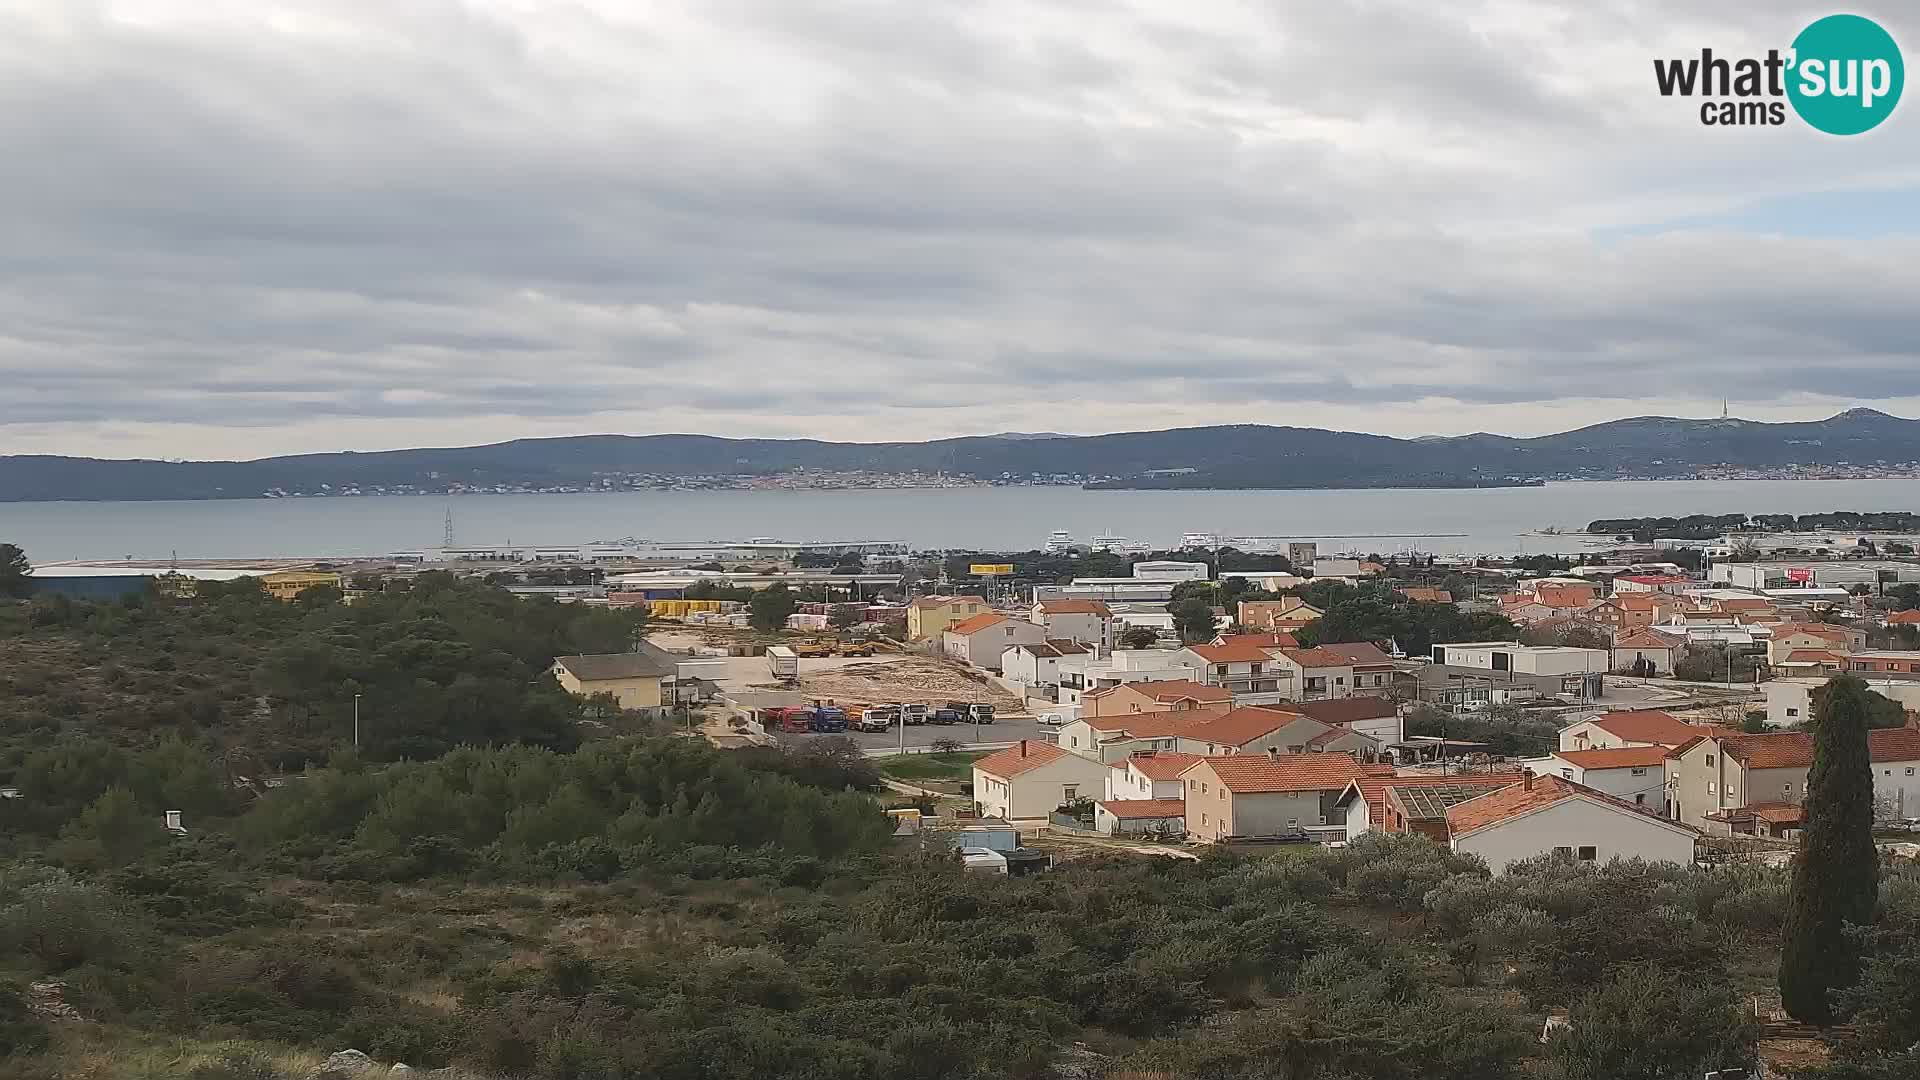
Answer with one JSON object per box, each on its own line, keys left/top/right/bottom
{"left": 1779, "top": 674, "right": 1880, "bottom": 1024}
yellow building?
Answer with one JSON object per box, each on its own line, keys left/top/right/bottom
{"left": 260, "top": 570, "right": 343, "bottom": 602}
{"left": 551, "top": 647, "right": 679, "bottom": 713}
{"left": 906, "top": 594, "right": 990, "bottom": 640}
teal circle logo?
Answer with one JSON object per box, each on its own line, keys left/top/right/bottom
{"left": 1787, "top": 14, "right": 1903, "bottom": 135}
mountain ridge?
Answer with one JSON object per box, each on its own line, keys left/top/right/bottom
{"left": 3, "top": 410, "right": 1917, "bottom": 502}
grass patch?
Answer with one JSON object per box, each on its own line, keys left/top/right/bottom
{"left": 875, "top": 751, "right": 986, "bottom": 782}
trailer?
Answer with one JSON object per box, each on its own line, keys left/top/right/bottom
{"left": 766, "top": 645, "right": 799, "bottom": 681}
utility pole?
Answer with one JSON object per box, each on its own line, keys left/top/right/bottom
{"left": 352, "top": 693, "right": 362, "bottom": 750}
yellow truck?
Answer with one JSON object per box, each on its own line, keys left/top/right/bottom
{"left": 839, "top": 640, "right": 876, "bottom": 658}
{"left": 791, "top": 640, "right": 838, "bottom": 658}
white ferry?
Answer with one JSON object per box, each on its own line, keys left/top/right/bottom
{"left": 1043, "top": 530, "right": 1076, "bottom": 553}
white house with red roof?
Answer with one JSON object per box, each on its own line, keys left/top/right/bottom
{"left": 1030, "top": 599, "right": 1116, "bottom": 649}
{"left": 1180, "top": 753, "right": 1389, "bottom": 842}
{"left": 1610, "top": 629, "right": 1681, "bottom": 675}
{"left": 1093, "top": 798, "right": 1188, "bottom": 837}
{"left": 1557, "top": 709, "right": 1725, "bottom": 753}
{"left": 1178, "top": 639, "right": 1293, "bottom": 698}
{"left": 1262, "top": 643, "right": 1397, "bottom": 702}
{"left": 1334, "top": 772, "right": 1525, "bottom": 839}
{"left": 1104, "top": 750, "right": 1203, "bottom": 801}
{"left": 1538, "top": 746, "right": 1671, "bottom": 808}
{"left": 1000, "top": 639, "right": 1092, "bottom": 690}
{"left": 1444, "top": 773, "right": 1699, "bottom": 873}
{"left": 971, "top": 740, "right": 1113, "bottom": 820}
{"left": 942, "top": 612, "right": 1046, "bottom": 671}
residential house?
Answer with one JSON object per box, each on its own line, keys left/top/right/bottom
{"left": 1182, "top": 640, "right": 1291, "bottom": 699}
{"left": 1444, "top": 774, "right": 1699, "bottom": 873}
{"left": 1335, "top": 772, "right": 1524, "bottom": 839}
{"left": 1612, "top": 574, "right": 1694, "bottom": 595}
{"left": 972, "top": 740, "right": 1113, "bottom": 820}
{"left": 1289, "top": 696, "right": 1405, "bottom": 744}
{"left": 1175, "top": 707, "right": 1380, "bottom": 760}
{"left": 1844, "top": 650, "right": 1920, "bottom": 679}
{"left": 1054, "top": 648, "right": 1205, "bottom": 704}
{"left": 1265, "top": 643, "right": 1397, "bottom": 701}
{"left": 907, "top": 594, "right": 989, "bottom": 640}
{"left": 1057, "top": 714, "right": 1196, "bottom": 763}
{"left": 1398, "top": 587, "right": 1453, "bottom": 604}
{"left": 1210, "top": 630, "right": 1299, "bottom": 649}
{"left": 1538, "top": 747, "right": 1670, "bottom": 809}
{"left": 1884, "top": 609, "right": 1920, "bottom": 629}
{"left": 1104, "top": 750, "right": 1203, "bottom": 801}
{"left": 1429, "top": 642, "right": 1607, "bottom": 700}
{"left": 1666, "top": 726, "right": 1920, "bottom": 830}
{"left": 1030, "top": 599, "right": 1116, "bottom": 649}
{"left": 1774, "top": 650, "right": 1847, "bottom": 678}
{"left": 1558, "top": 709, "right": 1723, "bottom": 753}
{"left": 551, "top": 649, "right": 677, "bottom": 713}
{"left": 1579, "top": 600, "right": 1630, "bottom": 637}
{"left": 1000, "top": 640, "right": 1092, "bottom": 690}
{"left": 1765, "top": 676, "right": 1920, "bottom": 729}
{"left": 1181, "top": 753, "right": 1388, "bottom": 842}
{"left": 1499, "top": 596, "right": 1560, "bottom": 624}
{"left": 1768, "top": 622, "right": 1866, "bottom": 663}
{"left": 1237, "top": 598, "right": 1324, "bottom": 631}
{"left": 1093, "top": 798, "right": 1187, "bottom": 837}
{"left": 1611, "top": 592, "right": 1671, "bottom": 628}
{"left": 1080, "top": 679, "right": 1232, "bottom": 719}
{"left": 943, "top": 614, "right": 1046, "bottom": 671}
{"left": 1611, "top": 630, "right": 1680, "bottom": 675}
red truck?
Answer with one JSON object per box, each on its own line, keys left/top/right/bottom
{"left": 767, "top": 706, "right": 815, "bottom": 733}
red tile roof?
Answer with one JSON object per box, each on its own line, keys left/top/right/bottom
{"left": 1443, "top": 773, "right": 1691, "bottom": 837}
{"left": 1780, "top": 649, "right": 1846, "bottom": 665}
{"left": 1612, "top": 630, "right": 1676, "bottom": 650}
{"left": 1584, "top": 710, "right": 1718, "bottom": 747}
{"left": 1280, "top": 643, "right": 1394, "bottom": 669}
{"left": 1553, "top": 746, "right": 1671, "bottom": 770}
{"left": 1291, "top": 696, "right": 1398, "bottom": 726}
{"left": 1037, "top": 599, "right": 1113, "bottom": 616}
{"left": 1189, "top": 641, "right": 1283, "bottom": 663}
{"left": 1714, "top": 727, "right": 1920, "bottom": 770}
{"left": 1888, "top": 610, "right": 1920, "bottom": 625}
{"left": 1124, "top": 751, "right": 1204, "bottom": 780}
{"left": 946, "top": 612, "right": 1007, "bottom": 636}
{"left": 1185, "top": 707, "right": 1312, "bottom": 748}
{"left": 973, "top": 740, "right": 1073, "bottom": 780}
{"left": 1214, "top": 631, "right": 1300, "bottom": 649}
{"left": 1097, "top": 798, "right": 1188, "bottom": 820}
{"left": 1189, "top": 753, "right": 1387, "bottom": 794}
{"left": 1085, "top": 714, "right": 1205, "bottom": 739}
{"left": 1614, "top": 594, "right": 1662, "bottom": 610}
{"left": 1081, "top": 679, "right": 1231, "bottom": 705}
{"left": 1619, "top": 574, "right": 1690, "bottom": 585}
{"left": 1400, "top": 587, "right": 1453, "bottom": 603}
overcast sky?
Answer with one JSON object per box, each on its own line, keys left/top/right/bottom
{"left": 4, "top": 1, "right": 1919, "bottom": 460}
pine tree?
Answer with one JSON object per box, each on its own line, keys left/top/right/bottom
{"left": 1779, "top": 674, "right": 1880, "bottom": 1024}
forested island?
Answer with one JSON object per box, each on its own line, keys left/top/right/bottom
{"left": 1587, "top": 511, "right": 1920, "bottom": 539}
{"left": 2, "top": 574, "right": 1918, "bottom": 1079}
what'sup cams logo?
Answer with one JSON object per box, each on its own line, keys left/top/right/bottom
{"left": 1655, "top": 13, "right": 1903, "bottom": 133}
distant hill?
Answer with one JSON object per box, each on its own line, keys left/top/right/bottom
{"left": 3, "top": 410, "right": 1918, "bottom": 502}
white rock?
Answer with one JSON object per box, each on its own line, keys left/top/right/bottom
{"left": 389, "top": 1067, "right": 412, "bottom": 1076}
{"left": 323, "top": 1050, "right": 377, "bottom": 1075}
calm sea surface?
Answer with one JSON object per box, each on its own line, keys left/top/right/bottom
{"left": 6, "top": 479, "right": 1920, "bottom": 563}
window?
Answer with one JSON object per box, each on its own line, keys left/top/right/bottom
{"left": 1219, "top": 788, "right": 1226, "bottom": 801}
{"left": 1577, "top": 846, "right": 1598, "bottom": 862}
{"left": 1708, "top": 782, "right": 1717, "bottom": 794}
{"left": 1070, "top": 736, "right": 1079, "bottom": 747}
{"left": 1215, "top": 664, "right": 1229, "bottom": 675}
{"left": 1561, "top": 768, "right": 1573, "bottom": 780}
{"left": 1908, "top": 768, "right": 1916, "bottom": 776}
{"left": 1201, "top": 813, "right": 1208, "bottom": 825}
{"left": 1786, "top": 707, "right": 1800, "bottom": 717}
{"left": 1202, "top": 782, "right": 1209, "bottom": 794}
{"left": 1706, "top": 754, "right": 1715, "bottom": 766}
{"left": 1063, "top": 786, "right": 1077, "bottom": 800}
{"left": 1634, "top": 794, "right": 1646, "bottom": 806}
{"left": 1630, "top": 767, "right": 1647, "bottom": 776}
{"left": 1553, "top": 845, "right": 1574, "bottom": 857}
{"left": 1335, "top": 677, "right": 1345, "bottom": 685}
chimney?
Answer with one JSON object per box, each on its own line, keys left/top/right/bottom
{"left": 1522, "top": 771, "right": 1534, "bottom": 791}
{"left": 1019, "top": 740, "right": 1028, "bottom": 758}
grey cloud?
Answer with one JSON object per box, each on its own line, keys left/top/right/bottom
{"left": 1, "top": 0, "right": 1919, "bottom": 458}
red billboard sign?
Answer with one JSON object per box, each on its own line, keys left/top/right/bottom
{"left": 1786, "top": 567, "right": 1813, "bottom": 583}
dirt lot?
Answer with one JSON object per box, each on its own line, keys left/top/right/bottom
{"left": 798, "top": 656, "right": 1024, "bottom": 714}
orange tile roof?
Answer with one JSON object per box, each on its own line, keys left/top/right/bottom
{"left": 1613, "top": 630, "right": 1676, "bottom": 650}
{"left": 1124, "top": 751, "right": 1205, "bottom": 780}
{"left": 1097, "top": 797, "right": 1188, "bottom": 819}
{"left": 1780, "top": 649, "right": 1846, "bottom": 665}
{"left": 1400, "top": 587, "right": 1453, "bottom": 603}
{"left": 1443, "top": 773, "right": 1686, "bottom": 836}
{"left": 1188, "top": 753, "right": 1385, "bottom": 794}
{"left": 946, "top": 612, "right": 1007, "bottom": 635}
{"left": 1186, "top": 707, "right": 1312, "bottom": 748}
{"left": 1553, "top": 746, "right": 1671, "bottom": 770}
{"left": 1775, "top": 623, "right": 1849, "bottom": 639}
{"left": 1715, "top": 727, "right": 1920, "bottom": 770}
{"left": 1280, "top": 643, "right": 1393, "bottom": 669}
{"left": 1715, "top": 597, "right": 1776, "bottom": 611}
{"left": 1214, "top": 631, "right": 1300, "bottom": 649}
{"left": 973, "top": 739, "right": 1072, "bottom": 779}
{"left": 1189, "top": 641, "right": 1283, "bottom": 663}
{"left": 1585, "top": 710, "right": 1718, "bottom": 747}
{"left": 1138, "top": 679, "right": 1232, "bottom": 703}
{"left": 1887, "top": 610, "right": 1920, "bottom": 625}
{"left": 1614, "top": 594, "right": 1661, "bottom": 610}
{"left": 1086, "top": 714, "right": 1205, "bottom": 739}
{"left": 1292, "top": 696, "right": 1398, "bottom": 726}
{"left": 1534, "top": 584, "right": 1599, "bottom": 608}
{"left": 1037, "top": 599, "right": 1113, "bottom": 616}
{"left": 1339, "top": 772, "right": 1524, "bottom": 826}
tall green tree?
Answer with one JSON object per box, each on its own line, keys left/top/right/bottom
{"left": 1170, "top": 596, "right": 1217, "bottom": 643}
{"left": 749, "top": 581, "right": 798, "bottom": 632}
{"left": 0, "top": 543, "right": 30, "bottom": 598}
{"left": 1780, "top": 674, "right": 1880, "bottom": 1024}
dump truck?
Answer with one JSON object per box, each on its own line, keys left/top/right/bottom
{"left": 767, "top": 706, "right": 813, "bottom": 733}
{"left": 839, "top": 640, "right": 877, "bottom": 658}
{"left": 791, "top": 640, "right": 837, "bottom": 658}
{"left": 809, "top": 706, "right": 849, "bottom": 733}
{"left": 945, "top": 701, "right": 995, "bottom": 724}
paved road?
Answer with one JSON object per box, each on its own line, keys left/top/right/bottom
{"left": 775, "top": 716, "right": 1059, "bottom": 753}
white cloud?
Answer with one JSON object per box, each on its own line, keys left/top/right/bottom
{"left": 1, "top": 0, "right": 1917, "bottom": 459}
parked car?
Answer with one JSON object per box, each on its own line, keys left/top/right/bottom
{"left": 1035, "top": 711, "right": 1069, "bottom": 727}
